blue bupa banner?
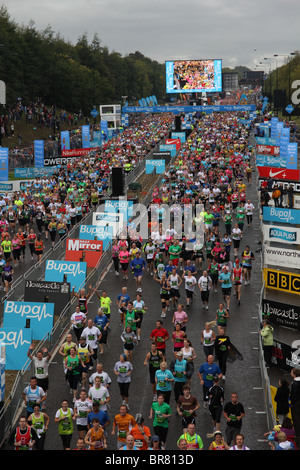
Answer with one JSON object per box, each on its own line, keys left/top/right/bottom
{"left": 0, "top": 328, "right": 31, "bottom": 370}
{"left": 14, "top": 167, "right": 56, "bottom": 179}
{"left": 171, "top": 132, "right": 186, "bottom": 143}
{"left": 61, "top": 131, "right": 70, "bottom": 150}
{"left": 159, "top": 144, "right": 177, "bottom": 157}
{"left": 45, "top": 260, "right": 87, "bottom": 291}
{"left": 123, "top": 105, "right": 256, "bottom": 114}
{"left": 3, "top": 301, "right": 54, "bottom": 341}
{"left": 104, "top": 200, "right": 134, "bottom": 222}
{"left": 34, "top": 140, "right": 44, "bottom": 168}
{"left": 263, "top": 207, "right": 300, "bottom": 225}
{"left": 145, "top": 159, "right": 165, "bottom": 174}
{"left": 0, "top": 148, "right": 9, "bottom": 182}
{"left": 256, "top": 155, "right": 286, "bottom": 168}
{"left": 79, "top": 225, "right": 113, "bottom": 250}
{"left": 82, "top": 125, "right": 90, "bottom": 148}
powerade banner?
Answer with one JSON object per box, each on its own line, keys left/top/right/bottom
{"left": 0, "top": 147, "right": 9, "bottom": 182}
{"left": 34, "top": 140, "right": 44, "bottom": 168}
{"left": 79, "top": 225, "right": 113, "bottom": 250}
{"left": 0, "top": 328, "right": 31, "bottom": 370}
{"left": 145, "top": 159, "right": 165, "bottom": 174}
{"left": 61, "top": 131, "right": 70, "bottom": 150}
{"left": 262, "top": 298, "right": 300, "bottom": 331}
{"left": 287, "top": 143, "right": 298, "bottom": 170}
{"left": 3, "top": 301, "right": 54, "bottom": 341}
{"left": 45, "top": 260, "right": 87, "bottom": 291}
{"left": 256, "top": 155, "right": 286, "bottom": 168}
{"left": 123, "top": 105, "right": 255, "bottom": 113}
{"left": 82, "top": 125, "right": 90, "bottom": 148}
{"left": 92, "top": 212, "right": 124, "bottom": 237}
{"left": 263, "top": 224, "right": 300, "bottom": 244}
{"left": 263, "top": 207, "right": 300, "bottom": 224}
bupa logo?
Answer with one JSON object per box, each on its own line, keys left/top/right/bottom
{"left": 46, "top": 260, "right": 86, "bottom": 276}
{"left": 4, "top": 301, "right": 53, "bottom": 321}
{"left": 270, "top": 208, "right": 295, "bottom": 223}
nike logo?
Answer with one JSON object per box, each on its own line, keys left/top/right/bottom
{"left": 269, "top": 169, "right": 286, "bottom": 178}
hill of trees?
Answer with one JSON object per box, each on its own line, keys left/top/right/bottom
{"left": 0, "top": 6, "right": 166, "bottom": 114}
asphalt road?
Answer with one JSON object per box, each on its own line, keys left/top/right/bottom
{"left": 2, "top": 160, "right": 271, "bottom": 452}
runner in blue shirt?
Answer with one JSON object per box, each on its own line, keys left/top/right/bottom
{"left": 218, "top": 266, "right": 232, "bottom": 311}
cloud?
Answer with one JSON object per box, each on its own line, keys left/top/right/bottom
{"left": 1, "top": 0, "right": 300, "bottom": 69}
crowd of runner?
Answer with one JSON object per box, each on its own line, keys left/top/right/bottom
{"left": 7, "top": 108, "right": 299, "bottom": 451}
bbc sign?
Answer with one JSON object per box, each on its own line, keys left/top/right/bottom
{"left": 264, "top": 268, "right": 300, "bottom": 294}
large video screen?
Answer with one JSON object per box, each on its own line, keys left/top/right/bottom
{"left": 165, "top": 59, "right": 222, "bottom": 93}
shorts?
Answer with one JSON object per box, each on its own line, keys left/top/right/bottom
{"left": 233, "top": 239, "right": 240, "bottom": 248}
{"left": 160, "top": 293, "right": 170, "bottom": 301}
{"left": 222, "top": 287, "right": 231, "bottom": 296}
{"left": 243, "top": 265, "right": 252, "bottom": 270}
{"left": 201, "top": 291, "right": 209, "bottom": 302}
{"left": 185, "top": 289, "right": 194, "bottom": 299}
{"left": 120, "top": 262, "right": 129, "bottom": 272}
{"left": 124, "top": 343, "right": 134, "bottom": 351}
{"left": 171, "top": 258, "right": 179, "bottom": 266}
{"left": 77, "top": 424, "right": 88, "bottom": 433}
{"left": 170, "top": 288, "right": 180, "bottom": 299}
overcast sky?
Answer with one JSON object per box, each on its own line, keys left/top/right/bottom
{"left": 1, "top": 0, "right": 299, "bottom": 70}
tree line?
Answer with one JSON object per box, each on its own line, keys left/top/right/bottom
{"left": 0, "top": 6, "right": 166, "bottom": 115}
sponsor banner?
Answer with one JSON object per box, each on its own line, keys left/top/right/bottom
{"left": 79, "top": 225, "right": 113, "bottom": 250}
{"left": 263, "top": 207, "right": 300, "bottom": 224}
{"left": 258, "top": 166, "right": 300, "bottom": 181}
{"left": 145, "top": 159, "right": 166, "bottom": 174}
{"left": 0, "top": 328, "right": 31, "bottom": 370}
{"left": 256, "top": 144, "right": 280, "bottom": 156}
{"left": 255, "top": 136, "right": 277, "bottom": 145}
{"left": 45, "top": 260, "right": 87, "bottom": 291}
{"left": 24, "top": 279, "right": 70, "bottom": 318}
{"left": 122, "top": 105, "right": 256, "bottom": 113}
{"left": 3, "top": 301, "right": 54, "bottom": 341}
{"left": 14, "top": 167, "right": 56, "bottom": 178}
{"left": 263, "top": 224, "right": 300, "bottom": 244}
{"left": 103, "top": 200, "right": 134, "bottom": 223}
{"left": 263, "top": 245, "right": 300, "bottom": 270}
{"left": 165, "top": 138, "right": 181, "bottom": 151}
{"left": 61, "top": 130, "right": 70, "bottom": 150}
{"left": 262, "top": 298, "right": 300, "bottom": 331}
{"left": 92, "top": 212, "right": 124, "bottom": 237}
{"left": 34, "top": 140, "right": 44, "bottom": 168}
{"left": 171, "top": 132, "right": 186, "bottom": 143}
{"left": 256, "top": 155, "right": 286, "bottom": 168}
{"left": 0, "top": 182, "right": 13, "bottom": 191}
{"left": 65, "top": 238, "right": 103, "bottom": 267}
{"left": 263, "top": 268, "right": 300, "bottom": 294}
{"left": 61, "top": 148, "right": 96, "bottom": 158}
{"left": 82, "top": 125, "right": 90, "bottom": 148}
{"left": 0, "top": 148, "right": 9, "bottom": 182}
{"left": 159, "top": 143, "right": 177, "bottom": 157}
{"left": 286, "top": 143, "right": 298, "bottom": 170}
{"left": 258, "top": 179, "right": 300, "bottom": 193}
{"left": 294, "top": 195, "right": 300, "bottom": 209}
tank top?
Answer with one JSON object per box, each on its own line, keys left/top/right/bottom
{"left": 15, "top": 426, "right": 32, "bottom": 450}
{"left": 202, "top": 329, "right": 214, "bottom": 346}
{"left": 149, "top": 350, "right": 162, "bottom": 370}
{"left": 58, "top": 408, "right": 73, "bottom": 435}
{"left": 89, "top": 427, "right": 104, "bottom": 449}
{"left": 182, "top": 347, "right": 193, "bottom": 361}
{"left": 31, "top": 412, "right": 45, "bottom": 437}
{"left": 211, "top": 440, "right": 226, "bottom": 450}
{"left": 78, "top": 297, "right": 87, "bottom": 313}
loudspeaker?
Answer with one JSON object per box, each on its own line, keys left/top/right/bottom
{"left": 274, "top": 89, "right": 286, "bottom": 109}
{"left": 111, "top": 167, "right": 125, "bottom": 196}
{"left": 175, "top": 115, "right": 181, "bottom": 131}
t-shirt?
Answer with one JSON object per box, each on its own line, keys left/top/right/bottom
{"left": 155, "top": 369, "right": 173, "bottom": 392}
{"left": 130, "top": 425, "right": 151, "bottom": 450}
{"left": 151, "top": 328, "right": 169, "bottom": 350}
{"left": 199, "top": 362, "right": 222, "bottom": 388}
{"left": 113, "top": 413, "right": 136, "bottom": 442}
{"left": 223, "top": 401, "right": 245, "bottom": 428}
{"left": 177, "top": 394, "right": 199, "bottom": 418}
{"left": 219, "top": 272, "right": 232, "bottom": 289}
{"left": 151, "top": 402, "right": 172, "bottom": 428}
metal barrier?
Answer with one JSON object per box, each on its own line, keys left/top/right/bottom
{"left": 0, "top": 131, "right": 171, "bottom": 448}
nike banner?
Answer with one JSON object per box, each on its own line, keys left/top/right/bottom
{"left": 257, "top": 166, "right": 300, "bottom": 181}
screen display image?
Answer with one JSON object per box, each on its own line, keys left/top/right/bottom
{"left": 166, "top": 59, "right": 222, "bottom": 93}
